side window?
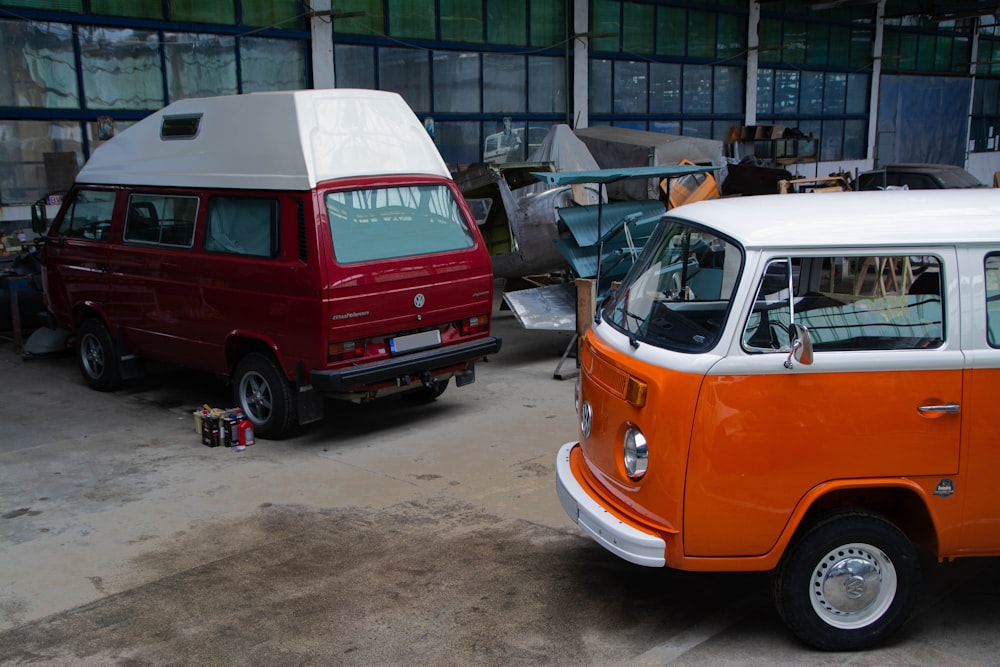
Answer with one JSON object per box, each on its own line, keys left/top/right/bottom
{"left": 124, "top": 194, "right": 198, "bottom": 247}
{"left": 743, "top": 255, "right": 944, "bottom": 353}
{"left": 986, "top": 254, "right": 1000, "bottom": 348}
{"left": 56, "top": 189, "right": 116, "bottom": 241}
{"left": 743, "top": 258, "right": 792, "bottom": 351}
{"left": 204, "top": 196, "right": 279, "bottom": 257}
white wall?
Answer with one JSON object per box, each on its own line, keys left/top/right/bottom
{"left": 967, "top": 153, "right": 1000, "bottom": 186}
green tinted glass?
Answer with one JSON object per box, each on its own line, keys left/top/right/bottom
{"left": 332, "top": 0, "right": 385, "bottom": 36}
{"left": 951, "top": 35, "right": 971, "bottom": 73}
{"left": 591, "top": 0, "right": 619, "bottom": 52}
{"left": 388, "top": 0, "right": 435, "bottom": 38}
{"left": 758, "top": 18, "right": 781, "bottom": 63}
{"left": 806, "top": 22, "right": 828, "bottom": 65}
{"left": 716, "top": 12, "right": 745, "bottom": 59}
{"left": 530, "top": 0, "right": 563, "bottom": 48}
{"left": 849, "top": 25, "right": 872, "bottom": 68}
{"left": 241, "top": 0, "right": 304, "bottom": 29}
{"left": 917, "top": 33, "right": 936, "bottom": 71}
{"left": 687, "top": 10, "right": 715, "bottom": 58}
{"left": 784, "top": 21, "right": 806, "bottom": 65}
{"left": 656, "top": 7, "right": 685, "bottom": 57}
{"left": 441, "top": 0, "right": 482, "bottom": 43}
{"left": 0, "top": 0, "right": 82, "bottom": 9}
{"left": 171, "top": 0, "right": 236, "bottom": 24}
{"left": 91, "top": 0, "right": 162, "bottom": 19}
{"left": 828, "top": 25, "right": 850, "bottom": 67}
{"left": 623, "top": 3, "right": 654, "bottom": 54}
{"left": 488, "top": 0, "right": 526, "bottom": 45}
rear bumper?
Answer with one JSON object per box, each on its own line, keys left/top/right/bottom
{"left": 310, "top": 336, "right": 501, "bottom": 392}
{"left": 556, "top": 441, "right": 666, "bottom": 567}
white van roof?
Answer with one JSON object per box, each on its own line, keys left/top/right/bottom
{"left": 672, "top": 189, "right": 1000, "bottom": 248}
{"left": 77, "top": 89, "right": 451, "bottom": 190}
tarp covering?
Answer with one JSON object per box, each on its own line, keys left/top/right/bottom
{"left": 528, "top": 124, "right": 602, "bottom": 174}
{"left": 521, "top": 124, "right": 605, "bottom": 201}
{"left": 574, "top": 126, "right": 725, "bottom": 200}
{"left": 877, "top": 75, "right": 971, "bottom": 167}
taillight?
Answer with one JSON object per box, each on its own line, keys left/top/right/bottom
{"left": 461, "top": 315, "right": 489, "bottom": 335}
{"left": 328, "top": 340, "right": 365, "bottom": 362}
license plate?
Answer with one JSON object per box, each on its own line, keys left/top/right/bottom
{"left": 389, "top": 330, "right": 441, "bottom": 354}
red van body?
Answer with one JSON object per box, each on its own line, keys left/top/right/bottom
{"left": 41, "top": 90, "right": 500, "bottom": 438}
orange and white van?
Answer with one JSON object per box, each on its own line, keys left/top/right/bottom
{"left": 556, "top": 189, "right": 1000, "bottom": 650}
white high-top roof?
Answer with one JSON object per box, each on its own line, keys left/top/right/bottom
{"left": 77, "top": 89, "right": 451, "bottom": 190}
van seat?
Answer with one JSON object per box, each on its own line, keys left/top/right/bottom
{"left": 127, "top": 202, "right": 160, "bottom": 242}
{"left": 160, "top": 223, "right": 194, "bottom": 246}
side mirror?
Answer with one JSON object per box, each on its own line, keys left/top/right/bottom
{"left": 31, "top": 201, "right": 47, "bottom": 234}
{"left": 784, "top": 323, "right": 814, "bottom": 369}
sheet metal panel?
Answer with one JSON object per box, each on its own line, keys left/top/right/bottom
{"left": 502, "top": 283, "right": 577, "bottom": 332}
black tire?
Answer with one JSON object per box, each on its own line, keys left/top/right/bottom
{"left": 77, "top": 318, "right": 121, "bottom": 391}
{"left": 232, "top": 352, "right": 297, "bottom": 440}
{"left": 773, "top": 511, "right": 919, "bottom": 651}
{"left": 404, "top": 377, "right": 450, "bottom": 402}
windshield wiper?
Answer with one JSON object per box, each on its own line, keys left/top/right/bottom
{"left": 624, "top": 310, "right": 643, "bottom": 349}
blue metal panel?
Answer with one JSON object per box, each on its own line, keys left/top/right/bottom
{"left": 557, "top": 200, "right": 664, "bottom": 247}
{"left": 531, "top": 164, "right": 719, "bottom": 186}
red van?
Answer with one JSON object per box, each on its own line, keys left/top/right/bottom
{"left": 41, "top": 90, "right": 501, "bottom": 438}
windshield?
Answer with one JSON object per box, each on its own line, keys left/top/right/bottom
{"left": 603, "top": 218, "right": 742, "bottom": 352}
{"left": 325, "top": 184, "right": 475, "bottom": 264}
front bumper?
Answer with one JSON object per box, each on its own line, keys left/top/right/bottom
{"left": 556, "top": 442, "right": 666, "bottom": 567}
{"left": 310, "top": 336, "right": 501, "bottom": 392}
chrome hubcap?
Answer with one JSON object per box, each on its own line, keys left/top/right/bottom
{"left": 810, "top": 542, "right": 897, "bottom": 629}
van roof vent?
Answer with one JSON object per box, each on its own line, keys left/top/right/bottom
{"left": 161, "top": 114, "right": 203, "bottom": 140}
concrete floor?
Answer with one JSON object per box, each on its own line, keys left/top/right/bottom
{"left": 1, "top": 307, "right": 998, "bottom": 666}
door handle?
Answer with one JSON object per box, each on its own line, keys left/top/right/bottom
{"left": 96, "top": 263, "right": 111, "bottom": 272}
{"left": 918, "top": 403, "right": 960, "bottom": 414}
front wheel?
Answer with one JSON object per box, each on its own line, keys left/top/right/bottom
{"left": 233, "top": 352, "right": 296, "bottom": 439}
{"left": 773, "top": 511, "right": 919, "bottom": 651}
{"left": 77, "top": 318, "right": 121, "bottom": 391}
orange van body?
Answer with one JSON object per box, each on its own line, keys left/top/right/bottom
{"left": 557, "top": 190, "right": 1000, "bottom": 650}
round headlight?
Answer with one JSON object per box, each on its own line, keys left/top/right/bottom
{"left": 623, "top": 427, "right": 648, "bottom": 479}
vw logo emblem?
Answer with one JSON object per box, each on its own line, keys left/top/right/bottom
{"left": 414, "top": 293, "right": 425, "bottom": 308}
{"left": 580, "top": 401, "right": 592, "bottom": 439}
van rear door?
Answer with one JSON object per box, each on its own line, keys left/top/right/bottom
{"left": 319, "top": 176, "right": 495, "bottom": 386}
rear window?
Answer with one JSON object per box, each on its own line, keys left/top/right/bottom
{"left": 932, "top": 168, "right": 983, "bottom": 188}
{"left": 325, "top": 184, "right": 475, "bottom": 264}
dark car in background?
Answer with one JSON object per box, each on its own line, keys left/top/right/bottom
{"left": 856, "top": 163, "right": 987, "bottom": 190}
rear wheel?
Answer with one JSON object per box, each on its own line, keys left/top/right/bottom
{"left": 233, "top": 352, "right": 296, "bottom": 439}
{"left": 77, "top": 318, "right": 121, "bottom": 391}
{"left": 773, "top": 511, "right": 919, "bottom": 651}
